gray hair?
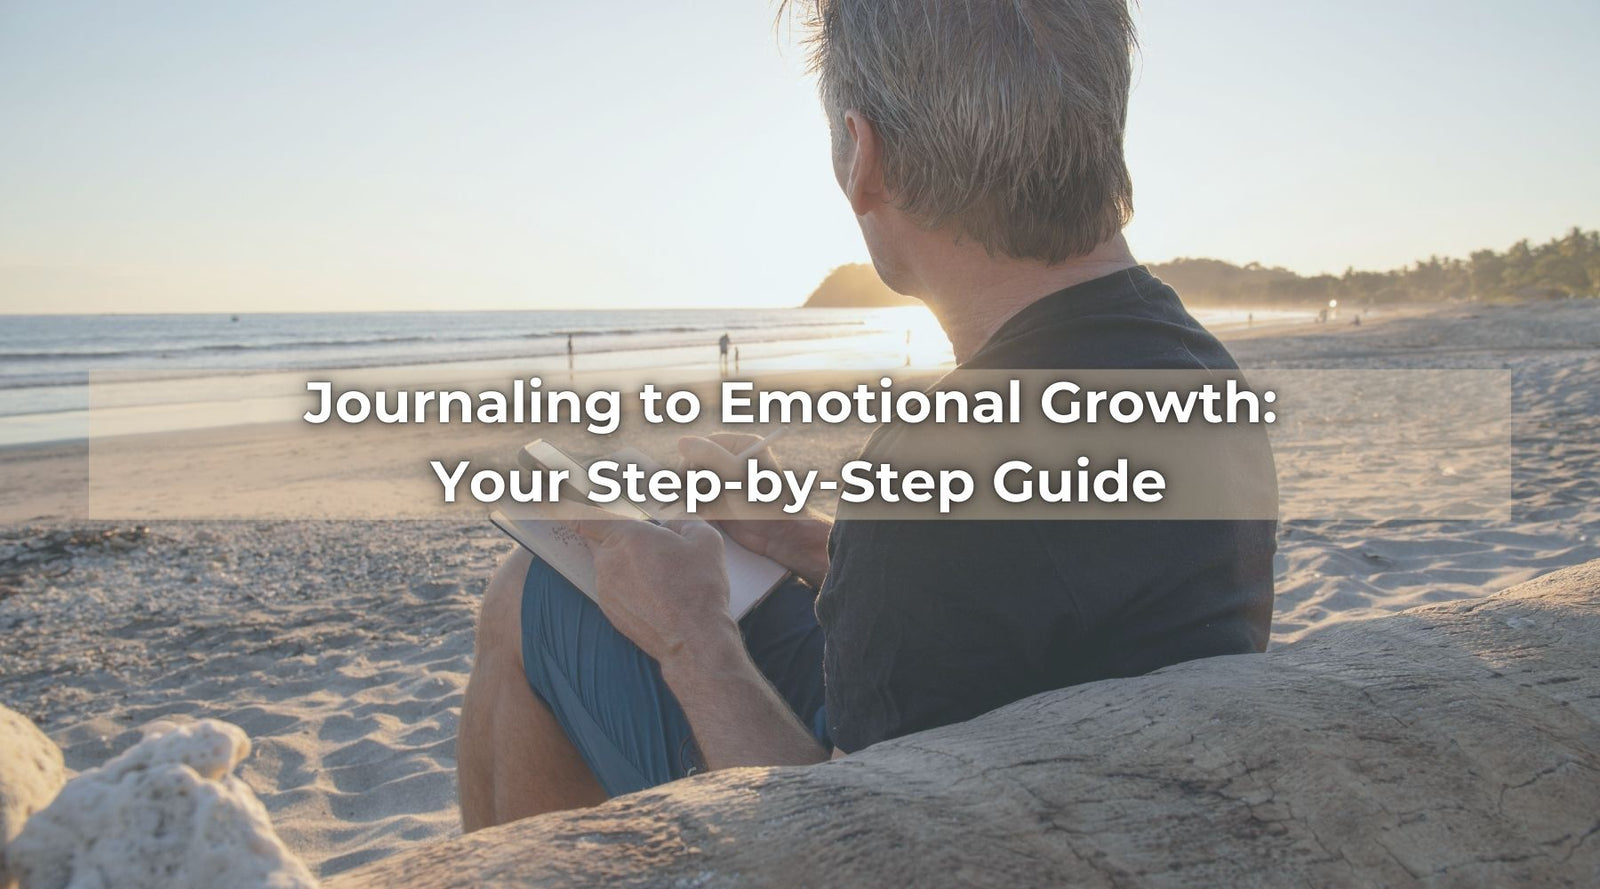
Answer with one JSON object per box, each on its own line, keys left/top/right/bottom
{"left": 785, "top": 0, "right": 1137, "bottom": 263}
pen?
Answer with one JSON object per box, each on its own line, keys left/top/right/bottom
{"left": 732, "top": 427, "right": 787, "bottom": 462}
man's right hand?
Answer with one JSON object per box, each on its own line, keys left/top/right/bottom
{"left": 677, "top": 433, "right": 833, "bottom": 585}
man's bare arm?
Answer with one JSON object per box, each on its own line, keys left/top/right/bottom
{"left": 566, "top": 512, "right": 828, "bottom": 771}
{"left": 660, "top": 622, "right": 827, "bottom": 769}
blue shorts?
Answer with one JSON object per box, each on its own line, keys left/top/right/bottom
{"left": 520, "top": 557, "right": 828, "bottom": 797}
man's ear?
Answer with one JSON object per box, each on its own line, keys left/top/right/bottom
{"left": 840, "top": 110, "right": 886, "bottom": 217}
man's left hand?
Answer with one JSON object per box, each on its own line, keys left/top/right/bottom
{"left": 564, "top": 509, "right": 737, "bottom": 664}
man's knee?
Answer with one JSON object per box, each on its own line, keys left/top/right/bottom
{"left": 477, "top": 548, "right": 533, "bottom": 665}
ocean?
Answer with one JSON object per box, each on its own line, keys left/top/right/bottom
{"left": 0, "top": 305, "right": 1305, "bottom": 447}
{"left": 0, "top": 307, "right": 952, "bottom": 446}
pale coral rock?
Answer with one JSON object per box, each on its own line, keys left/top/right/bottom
{"left": 0, "top": 705, "right": 67, "bottom": 889}
{"left": 9, "top": 719, "right": 316, "bottom": 889}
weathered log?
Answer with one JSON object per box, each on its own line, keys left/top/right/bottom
{"left": 334, "top": 560, "right": 1600, "bottom": 888}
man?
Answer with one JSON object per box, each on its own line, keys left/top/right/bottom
{"left": 458, "top": 0, "right": 1274, "bottom": 827}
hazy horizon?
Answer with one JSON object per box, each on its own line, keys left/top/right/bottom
{"left": 2, "top": 1, "right": 1597, "bottom": 314}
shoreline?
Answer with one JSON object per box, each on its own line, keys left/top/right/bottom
{"left": 0, "top": 305, "right": 946, "bottom": 445}
{"left": 0, "top": 302, "right": 1471, "bottom": 527}
{"left": 0, "top": 301, "right": 1328, "bottom": 449}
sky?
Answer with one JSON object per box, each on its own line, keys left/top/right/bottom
{"left": 0, "top": 0, "right": 1596, "bottom": 314}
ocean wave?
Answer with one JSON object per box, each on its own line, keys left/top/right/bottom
{"left": 0, "top": 335, "right": 438, "bottom": 362}
{"left": 0, "top": 318, "right": 868, "bottom": 365}
{"left": 0, "top": 329, "right": 900, "bottom": 406}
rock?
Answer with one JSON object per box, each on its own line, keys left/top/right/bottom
{"left": 332, "top": 560, "right": 1600, "bottom": 888}
{"left": 9, "top": 719, "right": 316, "bottom": 889}
{"left": 800, "top": 263, "right": 921, "bottom": 308}
{"left": 0, "top": 706, "right": 66, "bottom": 889}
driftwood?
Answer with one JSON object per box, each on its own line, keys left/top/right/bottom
{"left": 333, "top": 560, "right": 1600, "bottom": 888}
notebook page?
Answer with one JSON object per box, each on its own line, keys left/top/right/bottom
{"left": 607, "top": 446, "right": 791, "bottom": 615}
{"left": 502, "top": 440, "right": 790, "bottom": 618}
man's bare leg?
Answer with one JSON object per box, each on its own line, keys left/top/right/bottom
{"left": 458, "top": 549, "right": 607, "bottom": 831}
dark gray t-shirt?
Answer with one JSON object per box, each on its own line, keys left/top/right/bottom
{"left": 815, "top": 267, "right": 1276, "bottom": 753}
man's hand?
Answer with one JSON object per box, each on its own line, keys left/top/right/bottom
{"left": 564, "top": 504, "right": 828, "bottom": 770}
{"left": 564, "top": 510, "right": 739, "bottom": 665}
{"left": 678, "top": 433, "right": 833, "bottom": 584}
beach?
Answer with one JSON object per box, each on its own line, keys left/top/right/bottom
{"left": 1, "top": 299, "right": 1597, "bottom": 880}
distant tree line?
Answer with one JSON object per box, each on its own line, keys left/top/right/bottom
{"left": 1149, "top": 227, "right": 1600, "bottom": 307}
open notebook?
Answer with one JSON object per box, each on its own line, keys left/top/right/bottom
{"left": 489, "top": 440, "right": 791, "bottom": 620}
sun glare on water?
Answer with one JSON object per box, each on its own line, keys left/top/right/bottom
{"left": 869, "top": 305, "right": 955, "bottom": 368}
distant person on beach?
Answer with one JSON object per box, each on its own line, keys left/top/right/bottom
{"left": 459, "top": 0, "right": 1274, "bottom": 826}
{"left": 566, "top": 334, "right": 574, "bottom": 373}
{"left": 718, "top": 332, "right": 731, "bottom": 375}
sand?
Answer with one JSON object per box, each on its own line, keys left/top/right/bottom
{"left": 1, "top": 298, "right": 1597, "bottom": 880}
